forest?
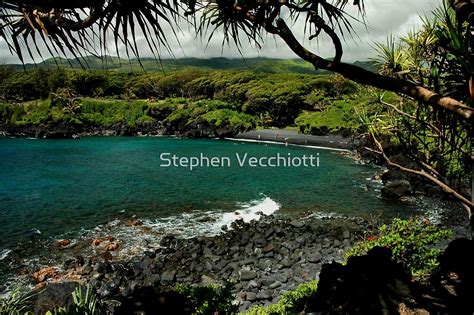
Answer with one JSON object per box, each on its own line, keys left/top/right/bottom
{"left": 0, "top": 66, "right": 380, "bottom": 136}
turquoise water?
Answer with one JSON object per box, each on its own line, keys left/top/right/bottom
{"left": 0, "top": 137, "right": 416, "bottom": 254}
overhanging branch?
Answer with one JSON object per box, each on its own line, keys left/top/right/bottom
{"left": 366, "top": 138, "right": 473, "bottom": 219}
{"left": 272, "top": 18, "right": 473, "bottom": 122}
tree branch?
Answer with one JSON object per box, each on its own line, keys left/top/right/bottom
{"left": 378, "top": 97, "right": 441, "bottom": 135}
{"left": 272, "top": 18, "right": 473, "bottom": 122}
{"left": 369, "top": 137, "right": 473, "bottom": 218}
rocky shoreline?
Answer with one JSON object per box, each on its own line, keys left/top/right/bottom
{"left": 1, "top": 131, "right": 471, "bottom": 313}
{"left": 0, "top": 121, "right": 168, "bottom": 139}
{"left": 0, "top": 113, "right": 244, "bottom": 139}
{"left": 24, "top": 214, "right": 368, "bottom": 313}
{"left": 4, "top": 198, "right": 471, "bottom": 314}
{"left": 0, "top": 125, "right": 358, "bottom": 153}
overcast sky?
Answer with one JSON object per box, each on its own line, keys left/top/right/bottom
{"left": 0, "top": 0, "right": 440, "bottom": 64}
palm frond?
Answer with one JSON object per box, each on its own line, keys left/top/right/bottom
{"left": 0, "top": 0, "right": 183, "bottom": 67}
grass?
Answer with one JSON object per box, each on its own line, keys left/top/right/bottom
{"left": 282, "top": 126, "right": 300, "bottom": 132}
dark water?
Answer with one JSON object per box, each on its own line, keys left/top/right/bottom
{"left": 0, "top": 136, "right": 417, "bottom": 254}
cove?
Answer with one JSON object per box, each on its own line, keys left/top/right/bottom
{"left": 0, "top": 136, "right": 419, "bottom": 252}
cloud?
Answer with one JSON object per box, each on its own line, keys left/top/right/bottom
{"left": 0, "top": 0, "right": 440, "bottom": 64}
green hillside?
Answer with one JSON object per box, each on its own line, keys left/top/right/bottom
{"left": 10, "top": 56, "right": 378, "bottom": 74}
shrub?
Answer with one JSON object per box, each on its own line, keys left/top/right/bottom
{"left": 245, "top": 280, "right": 318, "bottom": 315}
{"left": 126, "top": 73, "right": 163, "bottom": 99}
{"left": 0, "top": 66, "right": 14, "bottom": 84}
{"left": 174, "top": 282, "right": 238, "bottom": 315}
{"left": 156, "top": 70, "right": 205, "bottom": 98}
{"left": 0, "top": 288, "right": 31, "bottom": 315}
{"left": 345, "top": 217, "right": 453, "bottom": 277}
{"left": 78, "top": 99, "right": 152, "bottom": 127}
{"left": 70, "top": 71, "right": 108, "bottom": 96}
{"left": 309, "top": 75, "right": 358, "bottom": 98}
{"left": 201, "top": 109, "right": 256, "bottom": 130}
{"left": 47, "top": 285, "right": 103, "bottom": 315}
{"left": 47, "top": 68, "right": 70, "bottom": 92}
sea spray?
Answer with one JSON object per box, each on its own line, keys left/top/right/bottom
{"left": 0, "top": 249, "right": 11, "bottom": 261}
{"left": 218, "top": 197, "right": 280, "bottom": 227}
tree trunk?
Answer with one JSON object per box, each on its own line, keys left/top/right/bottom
{"left": 449, "top": 0, "right": 474, "bottom": 24}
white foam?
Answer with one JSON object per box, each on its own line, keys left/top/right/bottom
{"left": 144, "top": 196, "right": 280, "bottom": 238}
{"left": 218, "top": 196, "right": 280, "bottom": 227}
{"left": 225, "top": 137, "right": 351, "bottom": 152}
{"left": 7, "top": 197, "right": 281, "bottom": 272}
{"left": 0, "top": 249, "right": 11, "bottom": 261}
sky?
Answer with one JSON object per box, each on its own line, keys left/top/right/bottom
{"left": 0, "top": 0, "right": 440, "bottom": 64}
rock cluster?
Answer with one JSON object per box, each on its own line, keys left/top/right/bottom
{"left": 36, "top": 216, "right": 360, "bottom": 311}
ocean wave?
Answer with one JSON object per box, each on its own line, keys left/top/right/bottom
{"left": 218, "top": 196, "right": 280, "bottom": 227}
{"left": 145, "top": 195, "right": 280, "bottom": 237}
{"left": 45, "top": 196, "right": 280, "bottom": 262}
{"left": 0, "top": 196, "right": 281, "bottom": 290}
{"left": 0, "top": 249, "right": 11, "bottom": 261}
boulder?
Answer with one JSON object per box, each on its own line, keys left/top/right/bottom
{"left": 125, "top": 219, "right": 144, "bottom": 227}
{"left": 56, "top": 239, "right": 71, "bottom": 247}
{"left": 30, "top": 282, "right": 84, "bottom": 315}
{"left": 246, "top": 292, "right": 257, "bottom": 302}
{"left": 105, "top": 241, "right": 121, "bottom": 251}
{"left": 200, "top": 275, "right": 216, "bottom": 286}
{"left": 91, "top": 239, "right": 103, "bottom": 246}
{"left": 269, "top": 281, "right": 282, "bottom": 289}
{"left": 239, "top": 268, "right": 257, "bottom": 281}
{"left": 161, "top": 269, "right": 176, "bottom": 282}
{"left": 307, "top": 252, "right": 322, "bottom": 263}
{"left": 256, "top": 289, "right": 273, "bottom": 300}
{"left": 33, "top": 267, "right": 59, "bottom": 283}
{"left": 381, "top": 180, "right": 411, "bottom": 198}
{"left": 262, "top": 243, "right": 275, "bottom": 253}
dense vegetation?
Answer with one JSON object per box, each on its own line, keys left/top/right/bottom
{"left": 346, "top": 218, "right": 453, "bottom": 277}
{"left": 365, "top": 2, "right": 472, "bottom": 205}
{"left": 0, "top": 67, "right": 380, "bottom": 136}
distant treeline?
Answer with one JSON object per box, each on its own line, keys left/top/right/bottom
{"left": 0, "top": 67, "right": 363, "bottom": 125}
{"left": 5, "top": 56, "right": 379, "bottom": 73}
{"left": 0, "top": 67, "right": 388, "bottom": 136}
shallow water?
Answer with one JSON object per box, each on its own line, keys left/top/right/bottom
{"left": 0, "top": 136, "right": 417, "bottom": 255}
{"left": 0, "top": 136, "right": 432, "bottom": 290}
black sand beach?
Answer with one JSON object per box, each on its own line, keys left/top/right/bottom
{"left": 233, "top": 129, "right": 356, "bottom": 150}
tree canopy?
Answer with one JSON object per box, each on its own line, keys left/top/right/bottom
{"left": 0, "top": 0, "right": 472, "bottom": 120}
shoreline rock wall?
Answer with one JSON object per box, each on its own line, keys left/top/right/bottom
{"left": 29, "top": 216, "right": 363, "bottom": 312}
